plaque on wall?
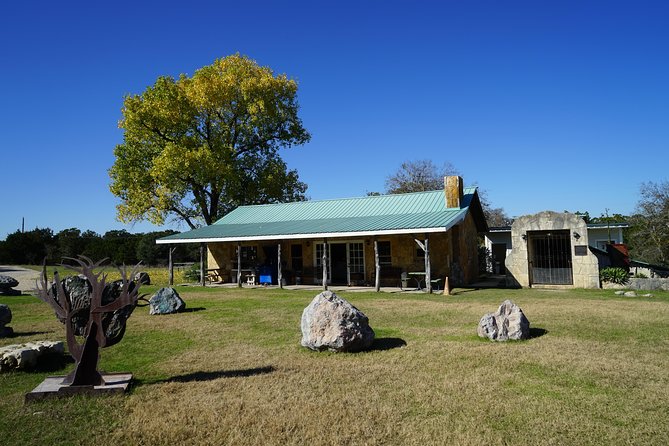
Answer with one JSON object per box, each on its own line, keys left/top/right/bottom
{"left": 574, "top": 245, "right": 588, "bottom": 256}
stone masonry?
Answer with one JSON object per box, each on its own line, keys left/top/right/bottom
{"left": 505, "top": 211, "right": 600, "bottom": 289}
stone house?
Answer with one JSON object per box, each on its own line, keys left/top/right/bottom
{"left": 157, "top": 176, "right": 488, "bottom": 289}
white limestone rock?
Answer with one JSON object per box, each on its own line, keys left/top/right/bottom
{"left": 477, "top": 300, "right": 530, "bottom": 341}
{"left": 301, "top": 291, "right": 375, "bottom": 352}
{"left": 0, "top": 341, "right": 65, "bottom": 372}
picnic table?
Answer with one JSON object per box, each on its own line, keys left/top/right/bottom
{"left": 408, "top": 272, "right": 426, "bottom": 290}
{"left": 408, "top": 272, "right": 443, "bottom": 291}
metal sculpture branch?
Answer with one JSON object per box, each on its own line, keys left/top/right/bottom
{"left": 36, "top": 256, "right": 143, "bottom": 387}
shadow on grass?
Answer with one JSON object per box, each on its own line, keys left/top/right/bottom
{"left": 369, "top": 337, "right": 407, "bottom": 351}
{"left": 145, "top": 366, "right": 276, "bottom": 385}
{"left": 529, "top": 327, "right": 548, "bottom": 339}
{"left": 449, "top": 288, "right": 482, "bottom": 295}
{"left": 28, "top": 354, "right": 74, "bottom": 373}
{"left": 181, "top": 307, "right": 206, "bottom": 313}
{"left": 6, "top": 330, "right": 53, "bottom": 338}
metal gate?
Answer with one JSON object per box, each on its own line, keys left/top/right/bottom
{"left": 529, "top": 231, "right": 573, "bottom": 285}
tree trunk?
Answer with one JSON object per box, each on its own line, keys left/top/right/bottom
{"left": 237, "top": 242, "right": 242, "bottom": 288}
{"left": 168, "top": 247, "right": 175, "bottom": 286}
{"left": 200, "top": 243, "right": 206, "bottom": 287}
{"left": 424, "top": 238, "right": 431, "bottom": 294}
{"left": 374, "top": 239, "right": 381, "bottom": 292}
{"left": 322, "top": 239, "right": 328, "bottom": 291}
{"left": 277, "top": 243, "right": 283, "bottom": 289}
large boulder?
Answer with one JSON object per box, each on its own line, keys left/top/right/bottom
{"left": 0, "top": 304, "right": 12, "bottom": 337}
{"left": 0, "top": 304, "right": 11, "bottom": 326}
{"left": 477, "top": 300, "right": 530, "bottom": 341}
{"left": 48, "top": 275, "right": 138, "bottom": 346}
{"left": 0, "top": 341, "right": 65, "bottom": 372}
{"left": 0, "top": 275, "right": 20, "bottom": 295}
{"left": 149, "top": 287, "right": 186, "bottom": 315}
{"left": 301, "top": 291, "right": 375, "bottom": 352}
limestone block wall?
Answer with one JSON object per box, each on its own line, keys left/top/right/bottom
{"left": 206, "top": 218, "right": 479, "bottom": 286}
{"left": 459, "top": 212, "right": 481, "bottom": 285}
{"left": 505, "top": 211, "right": 600, "bottom": 289}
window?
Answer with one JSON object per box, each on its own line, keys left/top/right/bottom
{"left": 377, "top": 241, "right": 391, "bottom": 266}
{"left": 349, "top": 243, "right": 364, "bottom": 273}
{"left": 237, "top": 246, "right": 257, "bottom": 269}
{"left": 416, "top": 246, "right": 425, "bottom": 260}
{"left": 596, "top": 240, "right": 617, "bottom": 251}
{"left": 291, "top": 244, "right": 303, "bottom": 272}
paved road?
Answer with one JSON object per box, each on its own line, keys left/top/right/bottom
{"left": 0, "top": 265, "right": 42, "bottom": 293}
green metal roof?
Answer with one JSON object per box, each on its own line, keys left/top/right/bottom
{"left": 157, "top": 187, "right": 482, "bottom": 243}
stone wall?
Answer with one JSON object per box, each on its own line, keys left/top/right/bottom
{"left": 505, "top": 211, "right": 600, "bottom": 289}
{"left": 603, "top": 278, "right": 669, "bottom": 291}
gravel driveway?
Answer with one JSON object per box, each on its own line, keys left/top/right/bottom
{"left": 0, "top": 266, "right": 42, "bottom": 293}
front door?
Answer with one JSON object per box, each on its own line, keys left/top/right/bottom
{"left": 528, "top": 230, "right": 573, "bottom": 285}
{"left": 492, "top": 243, "right": 507, "bottom": 274}
{"left": 330, "top": 243, "right": 347, "bottom": 284}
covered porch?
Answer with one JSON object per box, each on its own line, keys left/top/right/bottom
{"left": 200, "top": 232, "right": 453, "bottom": 293}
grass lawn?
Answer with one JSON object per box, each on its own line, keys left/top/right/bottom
{"left": 1, "top": 284, "right": 669, "bottom": 445}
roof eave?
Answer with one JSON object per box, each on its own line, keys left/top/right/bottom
{"left": 156, "top": 217, "right": 466, "bottom": 244}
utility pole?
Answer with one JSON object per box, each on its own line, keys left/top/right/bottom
{"left": 605, "top": 208, "right": 612, "bottom": 244}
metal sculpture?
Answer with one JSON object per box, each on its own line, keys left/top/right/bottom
{"left": 35, "top": 256, "right": 142, "bottom": 387}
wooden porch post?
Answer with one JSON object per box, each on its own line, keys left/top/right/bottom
{"left": 424, "top": 238, "right": 432, "bottom": 294}
{"left": 168, "top": 246, "right": 176, "bottom": 286}
{"left": 322, "top": 239, "right": 328, "bottom": 291}
{"left": 237, "top": 242, "right": 242, "bottom": 288}
{"left": 374, "top": 238, "right": 381, "bottom": 292}
{"left": 277, "top": 243, "right": 283, "bottom": 289}
{"left": 199, "top": 243, "right": 206, "bottom": 287}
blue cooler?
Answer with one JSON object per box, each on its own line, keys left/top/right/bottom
{"left": 258, "top": 266, "right": 273, "bottom": 285}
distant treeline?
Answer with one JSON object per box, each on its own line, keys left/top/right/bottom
{"left": 0, "top": 228, "right": 198, "bottom": 266}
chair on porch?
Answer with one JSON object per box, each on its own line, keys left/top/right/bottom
{"left": 400, "top": 272, "right": 409, "bottom": 290}
{"left": 430, "top": 277, "right": 442, "bottom": 291}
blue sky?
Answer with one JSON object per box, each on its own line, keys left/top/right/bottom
{"left": 1, "top": 0, "right": 667, "bottom": 239}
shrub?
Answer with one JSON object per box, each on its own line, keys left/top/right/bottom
{"left": 600, "top": 267, "right": 630, "bottom": 285}
{"left": 633, "top": 272, "right": 648, "bottom": 279}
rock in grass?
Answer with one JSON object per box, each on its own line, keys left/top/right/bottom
{"left": 477, "top": 300, "right": 530, "bottom": 341}
{"left": 0, "top": 303, "right": 12, "bottom": 338}
{"left": 0, "top": 341, "right": 65, "bottom": 372}
{"left": 0, "top": 275, "right": 19, "bottom": 295}
{"left": 134, "top": 272, "right": 151, "bottom": 285}
{"left": 300, "top": 291, "right": 375, "bottom": 352}
{"left": 0, "top": 304, "right": 11, "bottom": 327}
{"left": 149, "top": 287, "right": 186, "bottom": 315}
{"left": 49, "top": 275, "right": 137, "bottom": 346}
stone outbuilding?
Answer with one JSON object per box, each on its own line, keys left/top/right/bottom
{"left": 505, "top": 211, "right": 600, "bottom": 288}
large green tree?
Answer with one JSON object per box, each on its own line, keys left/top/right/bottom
{"left": 110, "top": 54, "right": 310, "bottom": 229}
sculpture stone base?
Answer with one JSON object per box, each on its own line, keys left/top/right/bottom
{"left": 25, "top": 372, "right": 132, "bottom": 402}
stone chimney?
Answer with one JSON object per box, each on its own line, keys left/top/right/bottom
{"left": 445, "top": 176, "right": 464, "bottom": 208}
